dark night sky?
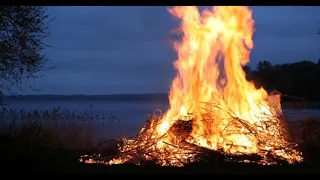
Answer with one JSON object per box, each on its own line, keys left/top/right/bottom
{"left": 18, "top": 6, "right": 320, "bottom": 95}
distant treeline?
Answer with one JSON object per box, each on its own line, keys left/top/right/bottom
{"left": 244, "top": 60, "right": 320, "bottom": 102}
{"left": 3, "top": 93, "right": 169, "bottom": 102}
{"left": 3, "top": 60, "right": 320, "bottom": 102}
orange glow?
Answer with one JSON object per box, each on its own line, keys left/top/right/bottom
{"left": 82, "top": 6, "right": 303, "bottom": 167}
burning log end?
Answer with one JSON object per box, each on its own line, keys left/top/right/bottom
{"left": 171, "top": 118, "right": 193, "bottom": 134}
{"left": 168, "top": 118, "right": 194, "bottom": 143}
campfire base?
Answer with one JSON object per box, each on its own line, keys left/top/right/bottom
{"left": 80, "top": 138, "right": 292, "bottom": 167}
{"left": 79, "top": 116, "right": 301, "bottom": 167}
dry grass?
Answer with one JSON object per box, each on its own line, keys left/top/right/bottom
{"left": 0, "top": 106, "right": 118, "bottom": 150}
{"left": 1, "top": 99, "right": 320, "bottom": 169}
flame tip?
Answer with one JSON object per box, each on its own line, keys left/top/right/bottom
{"left": 83, "top": 6, "right": 302, "bottom": 167}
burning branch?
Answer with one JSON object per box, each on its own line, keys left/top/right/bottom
{"left": 80, "top": 97, "right": 303, "bottom": 167}
{"left": 80, "top": 6, "right": 304, "bottom": 167}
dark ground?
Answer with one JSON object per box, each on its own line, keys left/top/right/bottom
{"left": 0, "top": 106, "right": 319, "bottom": 174}
{"left": 0, "top": 135, "right": 319, "bottom": 174}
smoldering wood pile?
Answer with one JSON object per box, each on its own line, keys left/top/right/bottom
{"left": 80, "top": 116, "right": 296, "bottom": 166}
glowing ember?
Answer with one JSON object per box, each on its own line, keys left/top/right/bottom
{"left": 81, "top": 6, "right": 303, "bottom": 167}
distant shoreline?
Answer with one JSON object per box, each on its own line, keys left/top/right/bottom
{"left": 2, "top": 93, "right": 169, "bottom": 102}
{"left": 3, "top": 93, "right": 320, "bottom": 106}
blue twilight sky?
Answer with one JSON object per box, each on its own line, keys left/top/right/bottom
{"left": 18, "top": 6, "right": 320, "bottom": 95}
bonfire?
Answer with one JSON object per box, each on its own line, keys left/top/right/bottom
{"left": 80, "top": 6, "right": 303, "bottom": 167}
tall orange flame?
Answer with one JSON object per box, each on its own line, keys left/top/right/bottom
{"left": 81, "top": 6, "right": 303, "bottom": 167}
{"left": 154, "top": 6, "right": 299, "bottom": 157}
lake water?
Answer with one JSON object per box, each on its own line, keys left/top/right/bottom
{"left": 4, "top": 100, "right": 169, "bottom": 124}
{"left": 2, "top": 100, "right": 320, "bottom": 149}
{"left": 1, "top": 100, "right": 170, "bottom": 141}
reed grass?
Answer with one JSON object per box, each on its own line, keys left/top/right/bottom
{"left": 0, "top": 106, "right": 119, "bottom": 150}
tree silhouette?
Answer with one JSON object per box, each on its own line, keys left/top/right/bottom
{"left": 0, "top": 6, "right": 54, "bottom": 97}
{"left": 242, "top": 60, "right": 320, "bottom": 101}
{"left": 257, "top": 60, "right": 273, "bottom": 72}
